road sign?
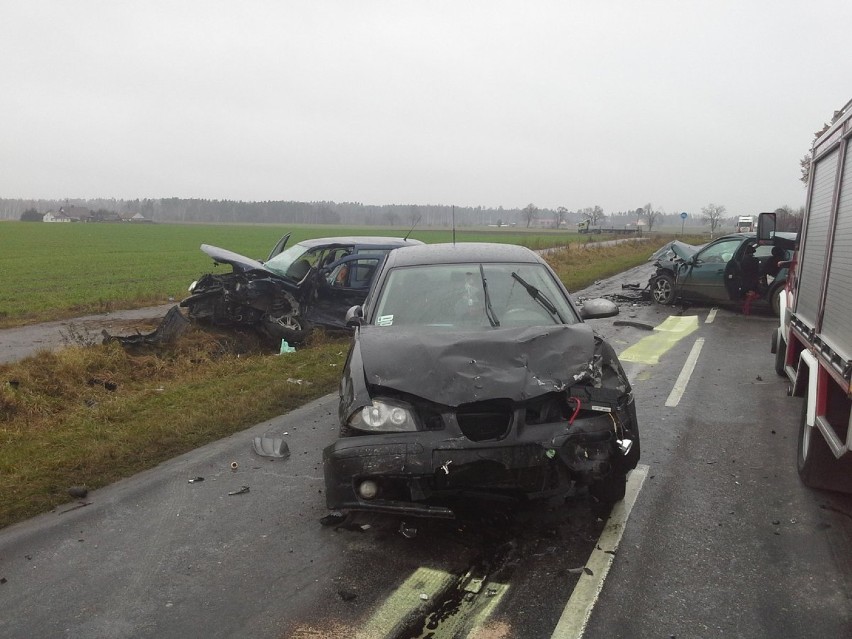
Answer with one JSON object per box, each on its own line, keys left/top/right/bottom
{"left": 680, "top": 211, "right": 688, "bottom": 219}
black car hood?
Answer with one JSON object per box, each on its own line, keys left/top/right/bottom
{"left": 200, "top": 244, "right": 270, "bottom": 274}
{"left": 342, "top": 323, "right": 620, "bottom": 415}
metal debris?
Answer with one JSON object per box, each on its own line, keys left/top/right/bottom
{"left": 188, "top": 477, "right": 204, "bottom": 483}
{"left": 228, "top": 486, "right": 250, "bottom": 496}
{"left": 102, "top": 305, "right": 189, "bottom": 347}
{"left": 399, "top": 521, "right": 418, "bottom": 539}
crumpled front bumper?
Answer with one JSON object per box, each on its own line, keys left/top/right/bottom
{"left": 322, "top": 400, "right": 637, "bottom": 518}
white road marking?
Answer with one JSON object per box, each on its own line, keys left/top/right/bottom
{"left": 705, "top": 308, "right": 718, "bottom": 324}
{"left": 549, "top": 464, "right": 649, "bottom": 639}
{"left": 664, "top": 337, "right": 705, "bottom": 407}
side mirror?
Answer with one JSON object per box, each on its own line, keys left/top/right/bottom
{"left": 579, "top": 298, "right": 619, "bottom": 319}
{"left": 345, "top": 305, "right": 364, "bottom": 328}
{"left": 757, "top": 212, "right": 776, "bottom": 244}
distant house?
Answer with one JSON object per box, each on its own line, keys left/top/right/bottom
{"left": 43, "top": 210, "right": 72, "bottom": 223}
{"left": 130, "top": 213, "right": 153, "bottom": 223}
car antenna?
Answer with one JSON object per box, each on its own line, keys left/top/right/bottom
{"left": 404, "top": 215, "right": 421, "bottom": 242}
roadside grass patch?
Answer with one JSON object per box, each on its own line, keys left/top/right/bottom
{"left": 0, "top": 327, "right": 348, "bottom": 528}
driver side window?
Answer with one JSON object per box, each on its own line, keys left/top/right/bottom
{"left": 697, "top": 239, "right": 742, "bottom": 264}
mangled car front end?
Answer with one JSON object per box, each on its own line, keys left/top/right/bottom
{"left": 324, "top": 325, "right": 638, "bottom": 518}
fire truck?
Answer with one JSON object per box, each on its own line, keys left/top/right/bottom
{"left": 763, "top": 98, "right": 852, "bottom": 492}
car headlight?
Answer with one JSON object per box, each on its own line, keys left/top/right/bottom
{"left": 348, "top": 399, "right": 418, "bottom": 432}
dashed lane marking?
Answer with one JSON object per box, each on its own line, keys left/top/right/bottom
{"left": 705, "top": 308, "right": 718, "bottom": 324}
{"left": 664, "top": 337, "right": 705, "bottom": 407}
{"left": 549, "top": 464, "right": 649, "bottom": 639}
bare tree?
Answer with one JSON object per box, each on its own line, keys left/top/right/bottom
{"left": 522, "top": 203, "right": 538, "bottom": 228}
{"left": 775, "top": 205, "right": 804, "bottom": 233}
{"left": 701, "top": 203, "right": 726, "bottom": 237}
{"left": 800, "top": 119, "right": 834, "bottom": 185}
{"left": 639, "top": 203, "right": 662, "bottom": 232}
{"left": 555, "top": 206, "right": 569, "bottom": 229}
{"left": 580, "top": 205, "right": 606, "bottom": 226}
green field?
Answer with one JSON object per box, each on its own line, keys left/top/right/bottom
{"left": 0, "top": 221, "right": 582, "bottom": 327}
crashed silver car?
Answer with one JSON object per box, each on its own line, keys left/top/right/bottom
{"left": 323, "top": 243, "right": 640, "bottom": 518}
{"left": 181, "top": 233, "right": 422, "bottom": 343}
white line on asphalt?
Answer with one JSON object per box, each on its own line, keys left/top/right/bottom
{"left": 705, "top": 308, "right": 718, "bottom": 324}
{"left": 664, "top": 337, "right": 705, "bottom": 407}
{"left": 549, "top": 464, "right": 649, "bottom": 639}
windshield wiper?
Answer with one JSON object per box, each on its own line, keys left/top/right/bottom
{"left": 479, "top": 264, "right": 500, "bottom": 327}
{"left": 510, "top": 272, "right": 565, "bottom": 323}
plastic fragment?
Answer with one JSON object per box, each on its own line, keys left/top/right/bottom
{"left": 188, "top": 477, "right": 204, "bottom": 483}
{"left": 399, "top": 521, "right": 417, "bottom": 538}
{"left": 319, "top": 511, "right": 347, "bottom": 526}
{"left": 252, "top": 436, "right": 290, "bottom": 459}
{"left": 228, "top": 486, "right": 250, "bottom": 496}
{"left": 279, "top": 340, "right": 296, "bottom": 354}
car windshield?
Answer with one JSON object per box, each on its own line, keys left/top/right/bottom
{"left": 264, "top": 243, "right": 318, "bottom": 279}
{"left": 372, "top": 263, "right": 579, "bottom": 328}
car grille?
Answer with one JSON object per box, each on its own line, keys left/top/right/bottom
{"left": 456, "top": 400, "right": 512, "bottom": 441}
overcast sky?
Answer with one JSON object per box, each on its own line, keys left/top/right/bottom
{"left": 2, "top": 1, "right": 850, "bottom": 216}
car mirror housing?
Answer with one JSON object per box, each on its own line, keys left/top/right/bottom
{"left": 345, "top": 305, "right": 364, "bottom": 328}
{"left": 579, "top": 298, "right": 619, "bottom": 319}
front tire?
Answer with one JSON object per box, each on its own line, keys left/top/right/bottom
{"left": 768, "top": 282, "right": 783, "bottom": 316}
{"left": 262, "top": 313, "right": 310, "bottom": 345}
{"left": 651, "top": 273, "right": 676, "bottom": 305}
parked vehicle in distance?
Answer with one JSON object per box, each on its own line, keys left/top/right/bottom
{"left": 768, "top": 96, "right": 852, "bottom": 493}
{"left": 649, "top": 231, "right": 795, "bottom": 315}
{"left": 180, "top": 234, "right": 423, "bottom": 344}
{"left": 323, "top": 242, "right": 640, "bottom": 519}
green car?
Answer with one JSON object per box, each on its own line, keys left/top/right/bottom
{"left": 650, "top": 232, "right": 797, "bottom": 315}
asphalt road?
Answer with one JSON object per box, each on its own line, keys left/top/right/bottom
{"left": 1, "top": 263, "right": 851, "bottom": 638}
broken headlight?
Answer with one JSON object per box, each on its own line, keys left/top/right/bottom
{"left": 348, "top": 399, "right": 418, "bottom": 433}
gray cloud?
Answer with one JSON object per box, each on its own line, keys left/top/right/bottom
{"left": 1, "top": 0, "right": 850, "bottom": 216}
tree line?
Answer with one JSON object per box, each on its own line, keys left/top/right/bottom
{"left": 3, "top": 197, "right": 802, "bottom": 232}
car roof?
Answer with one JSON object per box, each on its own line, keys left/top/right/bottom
{"left": 383, "top": 242, "right": 544, "bottom": 268}
{"left": 296, "top": 236, "right": 423, "bottom": 248}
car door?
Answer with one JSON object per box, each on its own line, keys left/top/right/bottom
{"left": 306, "top": 253, "right": 386, "bottom": 329}
{"left": 266, "top": 233, "right": 291, "bottom": 261}
{"left": 679, "top": 238, "right": 744, "bottom": 302}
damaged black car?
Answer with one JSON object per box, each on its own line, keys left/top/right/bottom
{"left": 323, "top": 243, "right": 640, "bottom": 519}
{"left": 180, "top": 234, "right": 422, "bottom": 343}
